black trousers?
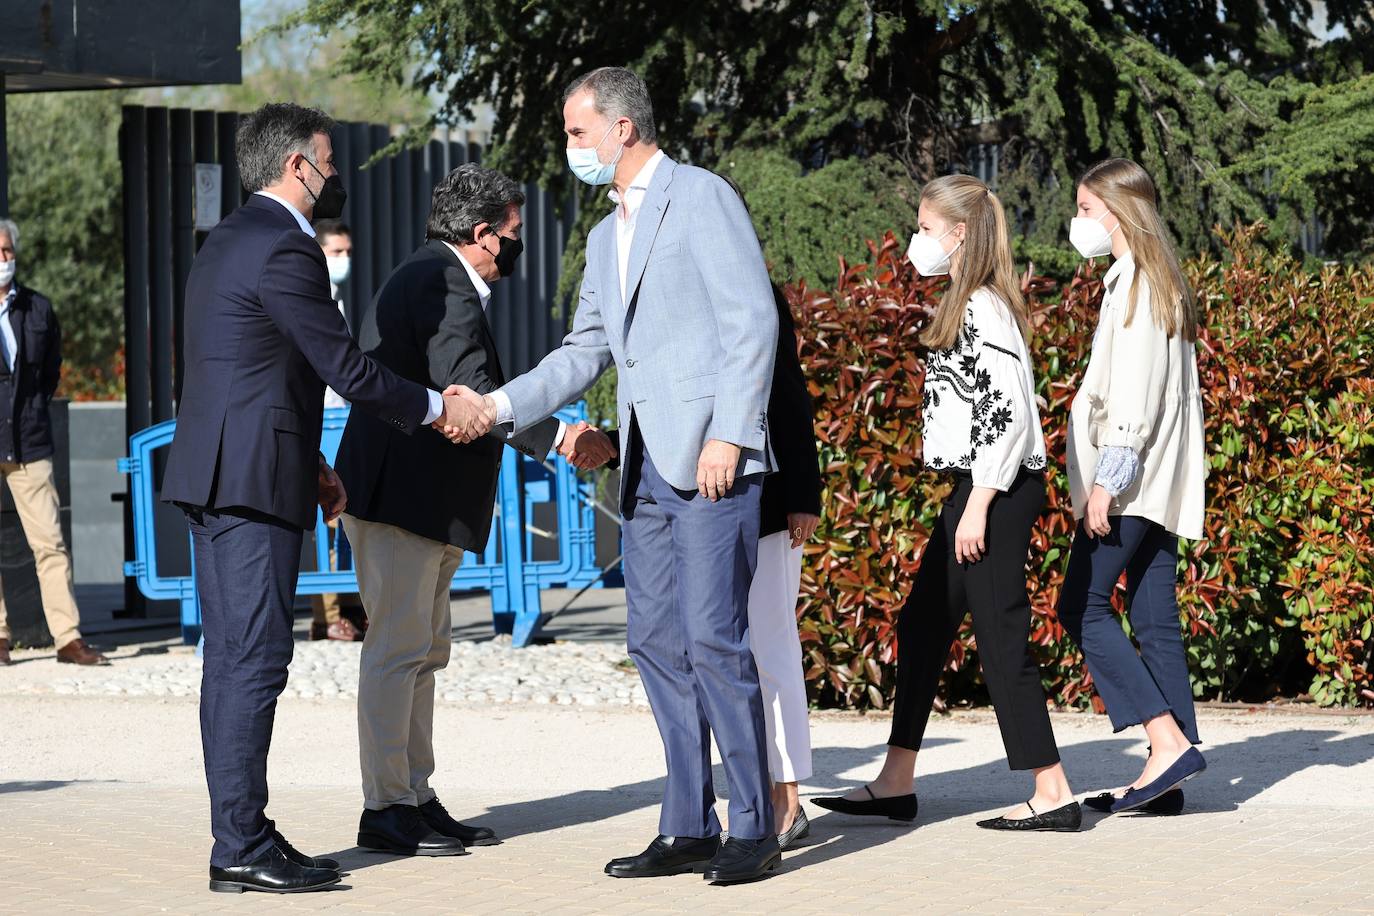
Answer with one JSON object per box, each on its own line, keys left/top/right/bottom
{"left": 888, "top": 471, "right": 1061, "bottom": 771}
{"left": 185, "top": 504, "right": 303, "bottom": 867}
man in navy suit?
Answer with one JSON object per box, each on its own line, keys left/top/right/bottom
{"left": 162, "top": 102, "right": 491, "bottom": 895}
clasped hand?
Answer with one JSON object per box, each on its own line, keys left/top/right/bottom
{"left": 432, "top": 385, "right": 496, "bottom": 443}
{"left": 558, "top": 421, "right": 615, "bottom": 470}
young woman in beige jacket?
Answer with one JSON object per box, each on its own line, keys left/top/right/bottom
{"left": 1057, "top": 158, "right": 1207, "bottom": 816}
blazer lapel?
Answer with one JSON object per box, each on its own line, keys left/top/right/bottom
{"left": 620, "top": 159, "right": 674, "bottom": 325}
{"left": 7, "top": 291, "right": 26, "bottom": 375}
{"left": 427, "top": 239, "right": 505, "bottom": 381}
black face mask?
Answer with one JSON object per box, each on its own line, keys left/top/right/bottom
{"left": 488, "top": 232, "right": 524, "bottom": 278}
{"left": 301, "top": 158, "right": 347, "bottom": 220}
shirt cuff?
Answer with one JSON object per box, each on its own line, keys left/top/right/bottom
{"left": 422, "top": 388, "right": 444, "bottom": 426}
{"left": 1095, "top": 446, "right": 1140, "bottom": 497}
{"left": 487, "top": 388, "right": 516, "bottom": 427}
{"left": 552, "top": 420, "right": 567, "bottom": 450}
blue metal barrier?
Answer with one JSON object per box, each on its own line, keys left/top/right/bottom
{"left": 119, "top": 403, "right": 604, "bottom": 648}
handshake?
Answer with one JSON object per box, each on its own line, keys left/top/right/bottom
{"left": 431, "top": 386, "right": 616, "bottom": 470}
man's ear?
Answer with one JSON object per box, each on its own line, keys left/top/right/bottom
{"left": 469, "top": 222, "right": 491, "bottom": 244}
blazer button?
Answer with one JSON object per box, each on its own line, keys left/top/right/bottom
{"left": 625, "top": 358, "right": 636, "bottom": 368}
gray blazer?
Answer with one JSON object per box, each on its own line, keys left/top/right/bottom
{"left": 500, "top": 155, "right": 778, "bottom": 494}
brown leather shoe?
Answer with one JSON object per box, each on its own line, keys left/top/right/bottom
{"left": 325, "top": 618, "right": 361, "bottom": 642}
{"left": 56, "top": 639, "right": 108, "bottom": 666}
{"left": 0, "top": 638, "right": 11, "bottom": 666}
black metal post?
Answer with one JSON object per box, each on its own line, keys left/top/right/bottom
{"left": 121, "top": 106, "right": 150, "bottom": 616}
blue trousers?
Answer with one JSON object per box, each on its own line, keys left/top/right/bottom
{"left": 186, "top": 505, "right": 303, "bottom": 867}
{"left": 1057, "top": 516, "right": 1200, "bottom": 744}
{"left": 621, "top": 434, "right": 774, "bottom": 840}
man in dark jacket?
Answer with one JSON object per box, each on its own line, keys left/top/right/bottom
{"left": 161, "top": 103, "right": 490, "bottom": 895}
{"left": 0, "top": 218, "right": 105, "bottom": 667}
{"left": 334, "top": 163, "right": 613, "bottom": 857}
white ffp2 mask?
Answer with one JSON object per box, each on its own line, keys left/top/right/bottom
{"left": 1070, "top": 211, "right": 1117, "bottom": 259}
{"left": 906, "top": 228, "right": 961, "bottom": 277}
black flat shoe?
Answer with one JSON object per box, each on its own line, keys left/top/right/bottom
{"left": 1084, "top": 787, "right": 1184, "bottom": 815}
{"left": 1113, "top": 748, "right": 1206, "bottom": 814}
{"left": 208, "top": 845, "right": 341, "bottom": 894}
{"left": 272, "top": 829, "right": 341, "bottom": 871}
{"left": 605, "top": 834, "right": 720, "bottom": 878}
{"left": 777, "top": 808, "right": 811, "bottom": 850}
{"left": 358, "top": 804, "right": 468, "bottom": 856}
{"left": 420, "top": 797, "right": 501, "bottom": 846}
{"left": 812, "top": 785, "right": 918, "bottom": 822}
{"left": 702, "top": 836, "right": 782, "bottom": 884}
{"left": 976, "top": 800, "right": 1082, "bottom": 832}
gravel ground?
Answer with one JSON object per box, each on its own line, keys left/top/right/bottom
{"left": 0, "top": 635, "right": 650, "bottom": 708}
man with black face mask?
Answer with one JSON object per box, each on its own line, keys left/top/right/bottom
{"left": 164, "top": 103, "right": 492, "bottom": 896}
{"left": 332, "top": 164, "right": 616, "bottom": 858}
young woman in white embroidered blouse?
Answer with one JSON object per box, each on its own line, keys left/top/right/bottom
{"left": 815, "top": 175, "right": 1081, "bottom": 833}
{"left": 1059, "top": 158, "right": 1207, "bottom": 817}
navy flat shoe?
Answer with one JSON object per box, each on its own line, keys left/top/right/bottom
{"left": 1112, "top": 748, "right": 1206, "bottom": 813}
{"left": 1084, "top": 787, "right": 1184, "bottom": 815}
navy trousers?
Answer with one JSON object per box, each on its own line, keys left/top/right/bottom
{"left": 186, "top": 505, "right": 304, "bottom": 867}
{"left": 1057, "top": 516, "right": 1200, "bottom": 744}
{"left": 621, "top": 432, "right": 774, "bottom": 840}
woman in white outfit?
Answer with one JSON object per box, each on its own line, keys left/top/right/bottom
{"left": 748, "top": 280, "right": 823, "bottom": 849}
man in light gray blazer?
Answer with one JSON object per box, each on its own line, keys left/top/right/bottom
{"left": 481, "top": 67, "right": 782, "bottom": 883}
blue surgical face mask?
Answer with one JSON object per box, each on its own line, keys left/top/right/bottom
{"left": 565, "top": 120, "right": 625, "bottom": 186}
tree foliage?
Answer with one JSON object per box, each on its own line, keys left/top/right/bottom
{"left": 284, "top": 0, "right": 1374, "bottom": 264}
{"left": 6, "top": 90, "right": 126, "bottom": 397}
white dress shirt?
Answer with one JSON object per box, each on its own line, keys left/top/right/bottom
{"left": 443, "top": 241, "right": 563, "bottom": 448}
{"left": 322, "top": 283, "right": 349, "bottom": 410}
{"left": 253, "top": 191, "right": 444, "bottom": 425}
{"left": 442, "top": 241, "right": 492, "bottom": 311}
{"left": 0, "top": 286, "right": 19, "bottom": 372}
{"left": 608, "top": 149, "right": 666, "bottom": 302}
{"left": 486, "top": 153, "right": 665, "bottom": 432}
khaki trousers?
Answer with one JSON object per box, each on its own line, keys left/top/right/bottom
{"left": 0, "top": 458, "right": 82, "bottom": 649}
{"left": 344, "top": 513, "right": 463, "bottom": 809}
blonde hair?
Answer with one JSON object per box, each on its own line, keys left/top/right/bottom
{"left": 1079, "top": 158, "right": 1197, "bottom": 341}
{"left": 917, "top": 175, "right": 1028, "bottom": 350}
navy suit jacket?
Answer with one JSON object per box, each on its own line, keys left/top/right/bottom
{"left": 163, "top": 194, "right": 430, "bottom": 530}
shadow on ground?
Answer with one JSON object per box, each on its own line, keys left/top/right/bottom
{"left": 314, "top": 724, "right": 1374, "bottom": 877}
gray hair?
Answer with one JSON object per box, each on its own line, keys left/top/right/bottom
{"left": 235, "top": 102, "right": 336, "bottom": 193}
{"left": 0, "top": 217, "right": 18, "bottom": 251}
{"left": 425, "top": 164, "right": 526, "bottom": 245}
{"left": 562, "top": 67, "right": 658, "bottom": 144}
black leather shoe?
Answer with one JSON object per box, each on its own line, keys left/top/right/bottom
{"left": 604, "top": 835, "right": 720, "bottom": 878}
{"left": 208, "top": 845, "right": 340, "bottom": 894}
{"left": 1084, "top": 787, "right": 1184, "bottom": 815}
{"left": 420, "top": 797, "right": 501, "bottom": 847}
{"left": 976, "top": 800, "right": 1082, "bottom": 832}
{"left": 777, "top": 807, "right": 811, "bottom": 850}
{"left": 702, "top": 836, "right": 782, "bottom": 884}
{"left": 272, "top": 830, "right": 341, "bottom": 871}
{"left": 812, "top": 785, "right": 918, "bottom": 822}
{"left": 358, "top": 804, "right": 468, "bottom": 856}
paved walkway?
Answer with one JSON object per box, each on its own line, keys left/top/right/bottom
{"left": 3, "top": 631, "right": 1374, "bottom": 914}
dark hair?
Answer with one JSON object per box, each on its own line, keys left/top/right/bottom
{"left": 235, "top": 102, "right": 336, "bottom": 193}
{"left": 425, "top": 164, "right": 526, "bottom": 245}
{"left": 313, "top": 218, "right": 350, "bottom": 241}
{"left": 716, "top": 173, "right": 750, "bottom": 215}
{"left": 562, "top": 67, "right": 658, "bottom": 144}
